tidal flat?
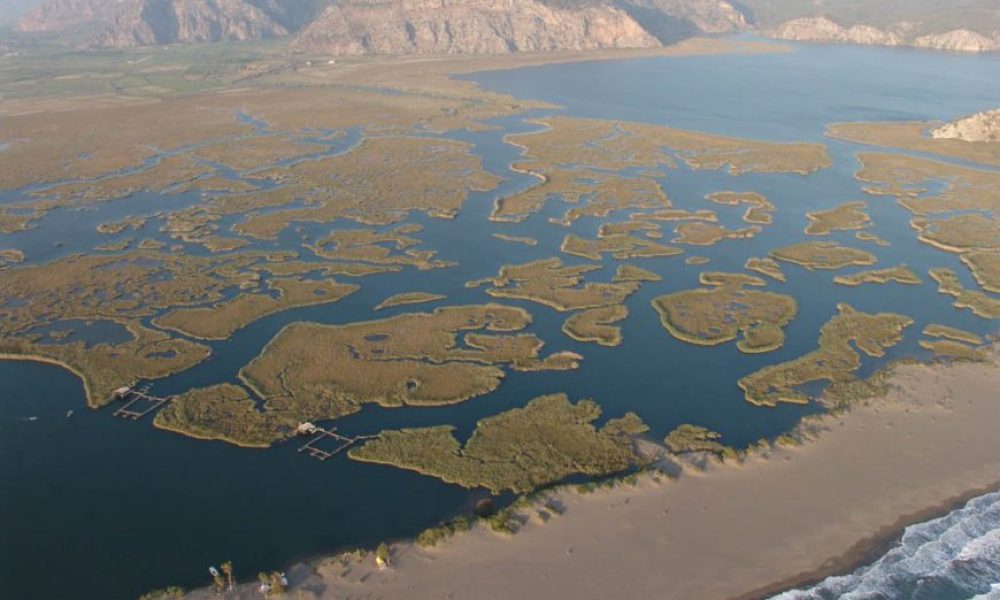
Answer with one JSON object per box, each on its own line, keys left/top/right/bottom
{"left": 1, "top": 35, "right": 999, "bottom": 600}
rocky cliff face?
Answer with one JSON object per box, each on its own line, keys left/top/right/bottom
{"left": 611, "top": 0, "right": 744, "bottom": 46}
{"left": 671, "top": 0, "right": 743, "bottom": 33}
{"left": 932, "top": 109, "right": 1000, "bottom": 143}
{"left": 16, "top": 0, "right": 747, "bottom": 51}
{"left": 18, "top": 0, "right": 327, "bottom": 46}
{"left": 292, "top": 0, "right": 662, "bottom": 54}
{"left": 767, "top": 16, "right": 999, "bottom": 53}
{"left": 91, "top": 0, "right": 289, "bottom": 47}
{"left": 767, "top": 17, "right": 900, "bottom": 46}
{"left": 17, "top": 0, "right": 129, "bottom": 33}
{"left": 913, "top": 30, "right": 1000, "bottom": 53}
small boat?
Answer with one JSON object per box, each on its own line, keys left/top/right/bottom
{"left": 66, "top": 410, "right": 74, "bottom": 418}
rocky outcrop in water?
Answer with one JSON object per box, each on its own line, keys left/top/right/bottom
{"left": 767, "top": 17, "right": 901, "bottom": 47}
{"left": 913, "top": 30, "right": 1000, "bottom": 53}
{"left": 932, "top": 109, "right": 1000, "bottom": 143}
{"left": 767, "top": 16, "right": 999, "bottom": 53}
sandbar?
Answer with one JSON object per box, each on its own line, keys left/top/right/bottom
{"left": 184, "top": 347, "right": 1000, "bottom": 600}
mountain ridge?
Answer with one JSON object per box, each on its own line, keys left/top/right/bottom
{"left": 12, "top": 0, "right": 999, "bottom": 54}
{"left": 767, "top": 16, "right": 1000, "bottom": 53}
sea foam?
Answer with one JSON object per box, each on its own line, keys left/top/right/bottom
{"left": 771, "top": 490, "right": 1000, "bottom": 600}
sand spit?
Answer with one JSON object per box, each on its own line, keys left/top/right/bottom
{"left": 184, "top": 348, "right": 1000, "bottom": 600}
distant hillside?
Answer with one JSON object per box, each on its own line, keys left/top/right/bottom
{"left": 290, "top": 0, "right": 663, "bottom": 55}
{"left": 15, "top": 0, "right": 747, "bottom": 51}
{"left": 17, "top": 0, "right": 326, "bottom": 45}
{"left": 0, "top": 0, "right": 42, "bottom": 28}
{"left": 91, "top": 0, "right": 321, "bottom": 47}
{"left": 16, "top": 0, "right": 126, "bottom": 33}
{"left": 11, "top": 0, "right": 998, "bottom": 53}
{"left": 737, "top": 0, "right": 1000, "bottom": 52}
{"left": 765, "top": 16, "right": 999, "bottom": 53}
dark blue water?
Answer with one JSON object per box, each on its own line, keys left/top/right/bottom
{"left": 2, "top": 38, "right": 999, "bottom": 600}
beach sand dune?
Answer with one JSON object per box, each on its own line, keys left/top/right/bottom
{"left": 189, "top": 349, "right": 1000, "bottom": 600}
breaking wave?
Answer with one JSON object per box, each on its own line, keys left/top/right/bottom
{"left": 771, "top": 490, "right": 1000, "bottom": 600}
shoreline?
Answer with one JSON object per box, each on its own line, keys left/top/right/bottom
{"left": 0, "top": 352, "right": 97, "bottom": 406}
{"left": 181, "top": 348, "right": 1000, "bottom": 600}
{"left": 731, "top": 480, "right": 1000, "bottom": 600}
{"left": 0, "top": 37, "right": 788, "bottom": 119}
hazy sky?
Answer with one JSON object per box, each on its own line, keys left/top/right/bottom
{"left": 0, "top": 0, "right": 42, "bottom": 27}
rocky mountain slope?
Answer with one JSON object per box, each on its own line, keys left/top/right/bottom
{"left": 11, "top": 0, "right": 998, "bottom": 53}
{"left": 17, "top": 0, "right": 327, "bottom": 45}
{"left": 16, "top": 0, "right": 747, "bottom": 51}
{"left": 615, "top": 0, "right": 745, "bottom": 43}
{"left": 912, "top": 29, "right": 1000, "bottom": 53}
{"left": 767, "top": 16, "right": 1000, "bottom": 53}
{"left": 16, "top": 0, "right": 128, "bottom": 33}
{"left": 92, "top": 0, "right": 290, "bottom": 46}
{"left": 932, "top": 109, "right": 1000, "bottom": 143}
{"left": 291, "top": 0, "right": 661, "bottom": 54}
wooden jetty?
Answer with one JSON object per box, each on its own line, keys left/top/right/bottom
{"left": 111, "top": 386, "right": 170, "bottom": 420}
{"left": 297, "top": 423, "right": 375, "bottom": 461}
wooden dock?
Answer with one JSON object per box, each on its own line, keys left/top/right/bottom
{"left": 111, "top": 386, "right": 170, "bottom": 420}
{"left": 298, "top": 426, "right": 376, "bottom": 461}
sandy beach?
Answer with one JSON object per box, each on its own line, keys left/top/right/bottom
{"left": 185, "top": 349, "right": 1000, "bottom": 600}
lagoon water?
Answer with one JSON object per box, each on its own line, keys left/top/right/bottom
{"left": 2, "top": 39, "right": 999, "bottom": 599}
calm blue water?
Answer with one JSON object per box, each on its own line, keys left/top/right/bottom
{"left": 2, "top": 38, "right": 999, "bottom": 599}
{"left": 469, "top": 37, "right": 1000, "bottom": 140}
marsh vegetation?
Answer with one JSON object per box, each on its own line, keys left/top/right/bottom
{"left": 480, "top": 258, "right": 643, "bottom": 312}
{"left": 930, "top": 268, "right": 1000, "bottom": 319}
{"left": 349, "top": 394, "right": 646, "bottom": 494}
{"left": 744, "top": 257, "right": 786, "bottom": 282}
{"left": 770, "top": 241, "right": 877, "bottom": 271}
{"left": 664, "top": 424, "right": 735, "bottom": 459}
{"left": 375, "top": 292, "right": 448, "bottom": 311}
{"left": 562, "top": 305, "right": 629, "bottom": 346}
{"left": 240, "top": 304, "right": 582, "bottom": 424}
{"left": 804, "top": 201, "right": 871, "bottom": 235}
{"left": 672, "top": 222, "right": 760, "bottom": 246}
{"left": 834, "top": 265, "right": 921, "bottom": 287}
{"left": 738, "top": 304, "right": 912, "bottom": 406}
{"left": 706, "top": 191, "right": 775, "bottom": 225}
{"left": 652, "top": 272, "right": 797, "bottom": 353}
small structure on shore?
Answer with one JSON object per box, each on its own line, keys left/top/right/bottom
{"left": 297, "top": 425, "right": 377, "bottom": 461}
{"left": 111, "top": 385, "right": 170, "bottom": 420}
